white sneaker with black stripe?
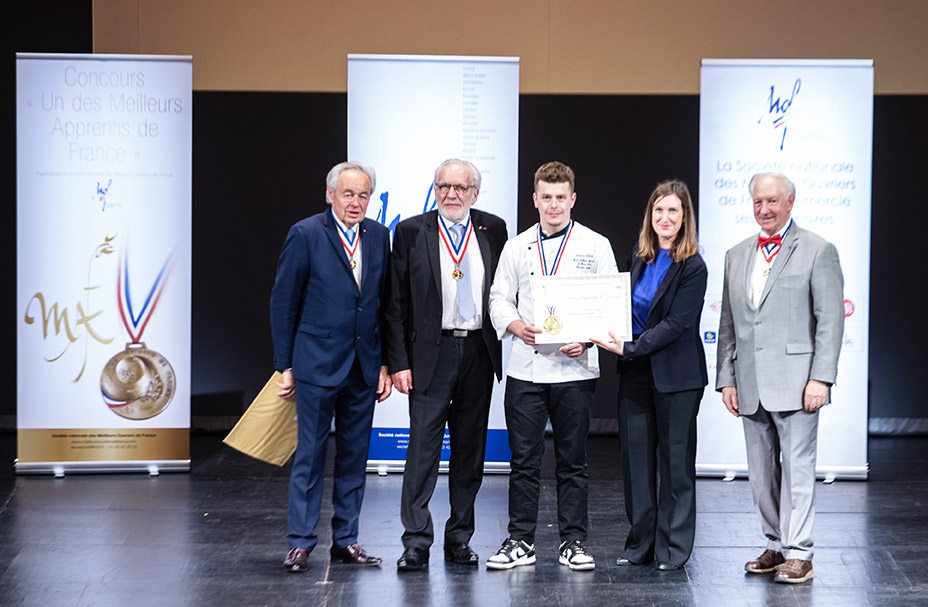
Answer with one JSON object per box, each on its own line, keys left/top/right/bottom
{"left": 558, "top": 539, "right": 595, "bottom": 571}
{"left": 485, "top": 538, "right": 536, "bottom": 569}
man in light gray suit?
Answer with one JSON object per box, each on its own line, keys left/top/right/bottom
{"left": 716, "top": 172, "right": 844, "bottom": 584}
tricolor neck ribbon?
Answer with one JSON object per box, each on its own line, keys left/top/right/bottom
{"left": 536, "top": 220, "right": 574, "bottom": 276}
{"left": 760, "top": 219, "right": 791, "bottom": 264}
{"left": 437, "top": 214, "right": 473, "bottom": 267}
{"left": 117, "top": 249, "right": 173, "bottom": 344}
{"left": 335, "top": 219, "right": 360, "bottom": 261}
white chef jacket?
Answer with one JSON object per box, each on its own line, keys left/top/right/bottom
{"left": 489, "top": 221, "right": 619, "bottom": 383}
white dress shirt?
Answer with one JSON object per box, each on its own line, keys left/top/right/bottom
{"left": 489, "top": 221, "right": 618, "bottom": 383}
{"left": 750, "top": 219, "right": 792, "bottom": 309}
{"left": 439, "top": 214, "right": 485, "bottom": 331}
{"left": 331, "top": 210, "right": 363, "bottom": 288}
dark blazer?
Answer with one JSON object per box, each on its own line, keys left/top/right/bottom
{"left": 619, "top": 247, "right": 709, "bottom": 393}
{"left": 385, "top": 209, "right": 507, "bottom": 391}
{"left": 270, "top": 210, "right": 390, "bottom": 388}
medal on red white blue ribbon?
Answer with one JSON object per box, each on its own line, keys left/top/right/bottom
{"left": 336, "top": 220, "right": 360, "bottom": 269}
{"left": 537, "top": 221, "right": 573, "bottom": 331}
{"left": 100, "top": 249, "right": 176, "bottom": 420}
{"left": 438, "top": 214, "right": 473, "bottom": 280}
{"left": 536, "top": 220, "right": 573, "bottom": 277}
{"left": 759, "top": 220, "right": 791, "bottom": 276}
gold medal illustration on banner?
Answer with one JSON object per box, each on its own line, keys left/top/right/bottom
{"left": 101, "top": 343, "right": 176, "bottom": 420}
{"left": 452, "top": 267, "right": 464, "bottom": 280}
{"left": 101, "top": 248, "right": 176, "bottom": 420}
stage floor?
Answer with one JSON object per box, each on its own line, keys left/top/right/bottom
{"left": 0, "top": 433, "right": 926, "bottom": 606}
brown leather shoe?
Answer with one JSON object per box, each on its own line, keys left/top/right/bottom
{"left": 774, "top": 559, "right": 813, "bottom": 583}
{"left": 283, "top": 547, "right": 309, "bottom": 572}
{"left": 330, "top": 543, "right": 383, "bottom": 566}
{"left": 744, "top": 549, "right": 785, "bottom": 574}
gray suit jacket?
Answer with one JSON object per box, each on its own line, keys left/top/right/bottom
{"left": 715, "top": 222, "right": 844, "bottom": 415}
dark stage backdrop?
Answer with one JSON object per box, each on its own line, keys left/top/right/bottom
{"left": 186, "top": 91, "right": 927, "bottom": 430}
{"left": 4, "top": 6, "right": 927, "bottom": 429}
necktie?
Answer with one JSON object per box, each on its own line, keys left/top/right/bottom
{"left": 345, "top": 227, "right": 361, "bottom": 287}
{"left": 451, "top": 224, "right": 476, "bottom": 321}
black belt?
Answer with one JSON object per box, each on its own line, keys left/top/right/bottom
{"left": 441, "top": 329, "right": 481, "bottom": 338}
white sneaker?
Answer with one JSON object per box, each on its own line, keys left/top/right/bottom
{"left": 485, "top": 538, "right": 536, "bottom": 570}
{"left": 558, "top": 540, "right": 595, "bottom": 571}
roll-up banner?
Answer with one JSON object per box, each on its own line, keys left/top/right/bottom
{"left": 16, "top": 54, "right": 192, "bottom": 474}
{"left": 698, "top": 59, "right": 872, "bottom": 480}
{"left": 348, "top": 54, "right": 519, "bottom": 473}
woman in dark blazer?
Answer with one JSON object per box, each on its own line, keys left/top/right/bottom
{"left": 592, "top": 180, "right": 708, "bottom": 571}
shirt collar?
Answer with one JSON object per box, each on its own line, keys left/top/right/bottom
{"left": 540, "top": 224, "right": 569, "bottom": 240}
{"left": 438, "top": 210, "right": 470, "bottom": 229}
{"left": 761, "top": 217, "right": 792, "bottom": 239}
{"left": 331, "top": 208, "right": 359, "bottom": 233}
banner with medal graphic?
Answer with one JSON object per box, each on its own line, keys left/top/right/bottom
{"left": 698, "top": 59, "right": 872, "bottom": 480}
{"left": 348, "top": 54, "right": 519, "bottom": 472}
{"left": 16, "top": 54, "right": 192, "bottom": 474}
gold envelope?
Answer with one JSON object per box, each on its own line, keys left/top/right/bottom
{"left": 223, "top": 371, "right": 298, "bottom": 466}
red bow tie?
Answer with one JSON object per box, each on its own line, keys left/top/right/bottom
{"left": 758, "top": 234, "right": 782, "bottom": 248}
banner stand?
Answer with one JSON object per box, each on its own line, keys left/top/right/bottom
{"left": 16, "top": 53, "right": 193, "bottom": 475}
{"left": 347, "top": 54, "right": 519, "bottom": 474}
{"left": 696, "top": 58, "right": 872, "bottom": 480}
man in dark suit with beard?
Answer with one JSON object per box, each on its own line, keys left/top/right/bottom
{"left": 386, "top": 159, "right": 507, "bottom": 571}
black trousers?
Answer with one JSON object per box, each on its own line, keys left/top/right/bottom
{"left": 400, "top": 334, "right": 494, "bottom": 550}
{"left": 618, "top": 356, "right": 702, "bottom": 567}
{"left": 504, "top": 376, "right": 596, "bottom": 545}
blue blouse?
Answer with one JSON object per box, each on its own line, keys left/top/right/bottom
{"left": 631, "top": 249, "right": 672, "bottom": 335}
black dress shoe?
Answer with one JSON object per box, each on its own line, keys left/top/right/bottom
{"left": 330, "top": 543, "right": 382, "bottom": 566}
{"left": 657, "top": 562, "right": 682, "bottom": 571}
{"left": 397, "top": 547, "right": 429, "bottom": 571}
{"left": 283, "top": 547, "right": 309, "bottom": 572}
{"left": 444, "top": 542, "right": 479, "bottom": 565}
{"left": 616, "top": 555, "right": 651, "bottom": 566}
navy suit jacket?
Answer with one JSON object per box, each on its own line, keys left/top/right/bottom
{"left": 384, "top": 209, "right": 506, "bottom": 391}
{"left": 619, "top": 247, "right": 709, "bottom": 393}
{"left": 270, "top": 210, "right": 390, "bottom": 388}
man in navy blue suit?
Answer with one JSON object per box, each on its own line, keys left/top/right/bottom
{"left": 270, "top": 161, "right": 392, "bottom": 572}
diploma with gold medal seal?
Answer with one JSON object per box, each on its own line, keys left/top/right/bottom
{"left": 531, "top": 273, "right": 632, "bottom": 345}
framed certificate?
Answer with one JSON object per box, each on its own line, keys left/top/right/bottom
{"left": 532, "top": 273, "right": 632, "bottom": 344}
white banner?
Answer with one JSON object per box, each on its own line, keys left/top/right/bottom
{"left": 16, "top": 54, "right": 192, "bottom": 474}
{"left": 348, "top": 54, "right": 519, "bottom": 471}
{"left": 697, "top": 59, "right": 872, "bottom": 479}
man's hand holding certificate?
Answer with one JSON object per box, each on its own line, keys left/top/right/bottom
{"left": 531, "top": 273, "right": 632, "bottom": 345}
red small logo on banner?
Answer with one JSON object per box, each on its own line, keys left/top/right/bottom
{"left": 843, "top": 299, "right": 855, "bottom": 318}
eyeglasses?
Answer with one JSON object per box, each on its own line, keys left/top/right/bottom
{"left": 436, "top": 183, "right": 475, "bottom": 195}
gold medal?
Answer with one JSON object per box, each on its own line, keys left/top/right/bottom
{"left": 100, "top": 342, "right": 176, "bottom": 420}
{"left": 452, "top": 267, "right": 463, "bottom": 280}
{"left": 543, "top": 314, "right": 563, "bottom": 335}
{"left": 349, "top": 258, "right": 357, "bottom": 269}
